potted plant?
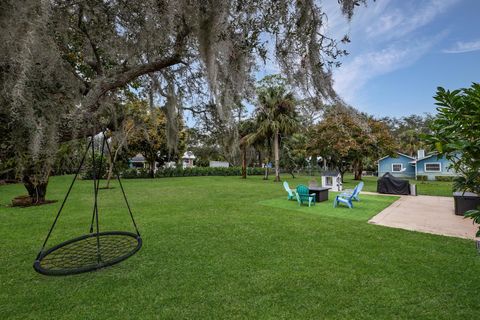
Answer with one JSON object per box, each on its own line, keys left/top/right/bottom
{"left": 424, "top": 83, "right": 480, "bottom": 252}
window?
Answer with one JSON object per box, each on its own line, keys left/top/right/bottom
{"left": 325, "top": 176, "right": 333, "bottom": 186}
{"left": 425, "top": 162, "right": 441, "bottom": 172}
{"left": 391, "top": 163, "right": 403, "bottom": 172}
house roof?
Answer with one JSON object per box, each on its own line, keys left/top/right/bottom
{"left": 321, "top": 171, "right": 340, "bottom": 176}
{"left": 416, "top": 152, "right": 440, "bottom": 162}
{"left": 182, "top": 151, "right": 196, "bottom": 159}
{"left": 130, "top": 153, "right": 146, "bottom": 162}
{"left": 378, "top": 152, "right": 416, "bottom": 162}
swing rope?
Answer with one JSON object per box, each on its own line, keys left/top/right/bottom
{"left": 35, "top": 139, "right": 92, "bottom": 260}
{"left": 104, "top": 133, "right": 141, "bottom": 237}
{"left": 33, "top": 132, "right": 142, "bottom": 276}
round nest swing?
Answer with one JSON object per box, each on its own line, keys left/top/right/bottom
{"left": 34, "top": 231, "right": 142, "bottom": 276}
{"left": 33, "top": 133, "right": 142, "bottom": 276}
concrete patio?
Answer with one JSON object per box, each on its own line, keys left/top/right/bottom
{"left": 369, "top": 195, "right": 479, "bottom": 240}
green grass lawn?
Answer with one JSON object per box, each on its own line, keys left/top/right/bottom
{"left": 0, "top": 175, "right": 477, "bottom": 319}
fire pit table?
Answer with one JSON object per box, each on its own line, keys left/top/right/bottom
{"left": 308, "top": 187, "right": 331, "bottom": 202}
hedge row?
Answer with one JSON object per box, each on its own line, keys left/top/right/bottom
{"left": 416, "top": 175, "right": 455, "bottom": 182}
{"left": 435, "top": 176, "right": 455, "bottom": 182}
{"left": 120, "top": 166, "right": 265, "bottom": 179}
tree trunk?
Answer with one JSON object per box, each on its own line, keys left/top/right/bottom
{"left": 22, "top": 176, "right": 48, "bottom": 203}
{"left": 241, "top": 146, "right": 247, "bottom": 179}
{"left": 274, "top": 131, "right": 280, "bottom": 182}
{"left": 105, "top": 154, "right": 114, "bottom": 188}
{"left": 105, "top": 140, "right": 121, "bottom": 188}
{"left": 354, "top": 159, "right": 363, "bottom": 180}
{"left": 337, "top": 164, "right": 348, "bottom": 183}
{"left": 310, "top": 155, "right": 316, "bottom": 176}
{"left": 149, "top": 161, "right": 155, "bottom": 178}
{"left": 263, "top": 158, "right": 269, "bottom": 180}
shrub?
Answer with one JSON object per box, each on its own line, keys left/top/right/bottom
{"left": 416, "top": 175, "right": 428, "bottom": 182}
{"left": 435, "top": 176, "right": 454, "bottom": 182}
{"left": 120, "top": 168, "right": 151, "bottom": 179}
{"left": 81, "top": 154, "right": 107, "bottom": 179}
{"left": 152, "top": 166, "right": 263, "bottom": 178}
{"left": 121, "top": 168, "right": 139, "bottom": 179}
{"left": 423, "top": 83, "right": 480, "bottom": 238}
{"left": 118, "top": 166, "right": 265, "bottom": 178}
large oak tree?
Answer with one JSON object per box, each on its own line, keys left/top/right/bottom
{"left": 1, "top": 0, "right": 367, "bottom": 201}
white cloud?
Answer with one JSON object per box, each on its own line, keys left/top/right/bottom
{"left": 365, "top": 0, "right": 460, "bottom": 40}
{"left": 321, "top": 0, "right": 393, "bottom": 41}
{"left": 333, "top": 40, "right": 436, "bottom": 101}
{"left": 328, "top": 0, "right": 460, "bottom": 104}
{"left": 443, "top": 39, "right": 480, "bottom": 53}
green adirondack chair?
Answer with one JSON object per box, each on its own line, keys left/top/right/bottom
{"left": 283, "top": 181, "right": 297, "bottom": 200}
{"left": 296, "top": 185, "right": 316, "bottom": 207}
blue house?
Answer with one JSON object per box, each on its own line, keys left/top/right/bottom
{"left": 378, "top": 152, "right": 416, "bottom": 179}
{"left": 415, "top": 153, "right": 456, "bottom": 180}
{"left": 378, "top": 150, "right": 457, "bottom": 180}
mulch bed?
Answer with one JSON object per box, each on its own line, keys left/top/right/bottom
{"left": 11, "top": 195, "right": 57, "bottom": 207}
{"left": 0, "top": 179, "right": 19, "bottom": 185}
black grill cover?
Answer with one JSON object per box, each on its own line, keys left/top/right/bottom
{"left": 377, "top": 173, "right": 410, "bottom": 195}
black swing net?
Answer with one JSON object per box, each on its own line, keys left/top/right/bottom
{"left": 33, "top": 133, "right": 142, "bottom": 276}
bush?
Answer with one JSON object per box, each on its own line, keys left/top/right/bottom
{"left": 81, "top": 154, "right": 107, "bottom": 179}
{"left": 97, "top": 166, "right": 266, "bottom": 179}
{"left": 120, "top": 168, "right": 150, "bottom": 179}
{"left": 121, "top": 168, "right": 139, "bottom": 179}
{"left": 435, "top": 176, "right": 454, "bottom": 182}
{"left": 152, "top": 166, "right": 263, "bottom": 178}
{"left": 416, "top": 175, "right": 428, "bottom": 182}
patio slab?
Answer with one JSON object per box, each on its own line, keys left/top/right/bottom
{"left": 368, "top": 195, "right": 479, "bottom": 240}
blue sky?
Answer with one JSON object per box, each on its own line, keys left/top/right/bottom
{"left": 321, "top": 0, "right": 480, "bottom": 117}
{"left": 186, "top": 0, "right": 480, "bottom": 126}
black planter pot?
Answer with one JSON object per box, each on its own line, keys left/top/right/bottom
{"left": 453, "top": 192, "right": 480, "bottom": 216}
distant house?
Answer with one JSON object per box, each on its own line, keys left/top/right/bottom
{"left": 377, "top": 150, "right": 457, "bottom": 180}
{"left": 209, "top": 161, "right": 229, "bottom": 168}
{"left": 182, "top": 151, "right": 195, "bottom": 169}
{"left": 129, "top": 154, "right": 148, "bottom": 169}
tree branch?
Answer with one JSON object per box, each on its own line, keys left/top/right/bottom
{"left": 77, "top": 5, "right": 103, "bottom": 76}
{"left": 82, "top": 17, "right": 192, "bottom": 115}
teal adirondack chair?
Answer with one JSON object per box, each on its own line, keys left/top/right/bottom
{"left": 334, "top": 184, "right": 359, "bottom": 209}
{"left": 283, "top": 181, "right": 297, "bottom": 200}
{"left": 340, "top": 181, "right": 364, "bottom": 201}
{"left": 296, "top": 185, "right": 316, "bottom": 207}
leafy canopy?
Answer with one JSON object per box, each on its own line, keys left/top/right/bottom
{"left": 424, "top": 83, "right": 480, "bottom": 236}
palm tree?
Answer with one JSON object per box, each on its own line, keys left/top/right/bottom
{"left": 249, "top": 86, "right": 298, "bottom": 182}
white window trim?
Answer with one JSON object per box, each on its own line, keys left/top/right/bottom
{"left": 391, "top": 163, "right": 403, "bottom": 172}
{"left": 424, "top": 162, "right": 441, "bottom": 172}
